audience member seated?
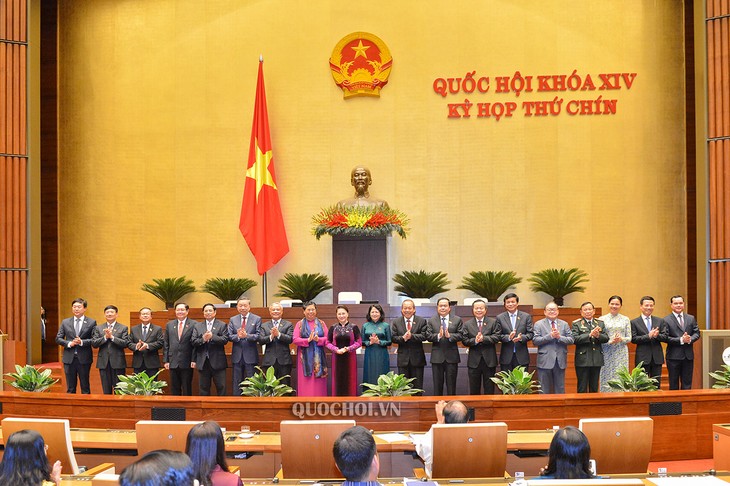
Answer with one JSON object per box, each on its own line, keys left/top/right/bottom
{"left": 536, "top": 426, "right": 594, "bottom": 480}
{"left": 119, "top": 449, "right": 195, "bottom": 486}
{"left": 333, "top": 425, "right": 381, "bottom": 486}
{"left": 413, "top": 400, "right": 469, "bottom": 478}
{"left": 186, "top": 421, "right": 243, "bottom": 486}
{"left": 0, "top": 429, "right": 62, "bottom": 486}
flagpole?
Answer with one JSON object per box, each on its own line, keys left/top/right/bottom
{"left": 262, "top": 272, "right": 268, "bottom": 307}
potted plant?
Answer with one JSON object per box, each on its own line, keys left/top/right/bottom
{"left": 361, "top": 371, "right": 423, "bottom": 396}
{"left": 527, "top": 267, "right": 588, "bottom": 306}
{"left": 605, "top": 362, "right": 659, "bottom": 392}
{"left": 392, "top": 270, "right": 450, "bottom": 299}
{"left": 200, "top": 277, "right": 257, "bottom": 302}
{"left": 141, "top": 276, "right": 196, "bottom": 309}
{"left": 490, "top": 366, "right": 541, "bottom": 395}
{"left": 239, "top": 366, "right": 294, "bottom": 397}
{"left": 4, "top": 364, "right": 58, "bottom": 392}
{"left": 115, "top": 371, "right": 167, "bottom": 396}
{"left": 274, "top": 273, "right": 332, "bottom": 302}
{"left": 457, "top": 270, "right": 522, "bottom": 302}
{"left": 709, "top": 364, "right": 730, "bottom": 388}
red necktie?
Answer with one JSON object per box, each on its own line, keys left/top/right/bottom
{"left": 406, "top": 320, "right": 412, "bottom": 332}
{"left": 551, "top": 321, "right": 557, "bottom": 332}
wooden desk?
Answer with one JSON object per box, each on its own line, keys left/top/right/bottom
{"left": 714, "top": 424, "right": 730, "bottom": 471}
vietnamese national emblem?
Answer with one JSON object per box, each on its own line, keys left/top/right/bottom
{"left": 329, "top": 32, "right": 392, "bottom": 99}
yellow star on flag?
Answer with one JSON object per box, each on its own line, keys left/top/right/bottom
{"left": 246, "top": 140, "right": 277, "bottom": 198}
{"left": 351, "top": 40, "right": 370, "bottom": 59}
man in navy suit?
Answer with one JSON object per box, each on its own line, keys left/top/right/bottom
{"left": 664, "top": 295, "right": 701, "bottom": 390}
{"left": 56, "top": 298, "right": 97, "bottom": 394}
{"left": 496, "top": 293, "right": 534, "bottom": 373}
{"left": 192, "top": 303, "right": 229, "bottom": 396}
{"left": 630, "top": 296, "right": 667, "bottom": 387}
{"left": 92, "top": 304, "right": 130, "bottom": 394}
{"left": 163, "top": 303, "right": 197, "bottom": 396}
{"left": 228, "top": 297, "right": 261, "bottom": 394}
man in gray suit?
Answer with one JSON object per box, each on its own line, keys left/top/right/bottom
{"left": 128, "top": 307, "right": 164, "bottom": 376}
{"left": 258, "top": 302, "right": 294, "bottom": 387}
{"left": 228, "top": 297, "right": 261, "bottom": 394}
{"left": 192, "top": 303, "right": 229, "bottom": 396}
{"left": 92, "top": 304, "right": 130, "bottom": 394}
{"left": 496, "top": 293, "right": 534, "bottom": 373}
{"left": 56, "top": 298, "right": 97, "bottom": 394}
{"left": 664, "top": 295, "right": 701, "bottom": 390}
{"left": 163, "top": 303, "right": 197, "bottom": 396}
{"left": 533, "top": 302, "right": 574, "bottom": 394}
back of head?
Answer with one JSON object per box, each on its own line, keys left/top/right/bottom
{"left": 542, "top": 426, "right": 593, "bottom": 479}
{"left": 185, "top": 421, "right": 228, "bottom": 485}
{"left": 119, "top": 449, "right": 195, "bottom": 486}
{"left": 333, "top": 425, "right": 377, "bottom": 481}
{"left": 443, "top": 401, "right": 469, "bottom": 424}
{"left": 0, "top": 429, "right": 51, "bottom": 486}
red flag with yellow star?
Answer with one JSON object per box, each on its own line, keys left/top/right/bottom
{"left": 239, "top": 60, "right": 289, "bottom": 275}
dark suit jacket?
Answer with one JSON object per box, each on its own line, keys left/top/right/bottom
{"left": 533, "top": 318, "right": 573, "bottom": 370}
{"left": 259, "top": 319, "right": 294, "bottom": 366}
{"left": 228, "top": 313, "right": 261, "bottom": 365}
{"left": 572, "top": 318, "right": 609, "bottom": 367}
{"left": 391, "top": 315, "right": 428, "bottom": 367}
{"left": 630, "top": 315, "right": 667, "bottom": 365}
{"left": 163, "top": 318, "right": 197, "bottom": 368}
{"left": 128, "top": 323, "right": 164, "bottom": 369}
{"left": 496, "top": 310, "right": 534, "bottom": 366}
{"left": 462, "top": 317, "right": 500, "bottom": 368}
{"left": 192, "top": 318, "right": 229, "bottom": 370}
{"left": 426, "top": 315, "right": 463, "bottom": 364}
{"left": 56, "top": 316, "right": 97, "bottom": 365}
{"left": 664, "top": 313, "right": 700, "bottom": 360}
{"left": 92, "top": 322, "right": 130, "bottom": 369}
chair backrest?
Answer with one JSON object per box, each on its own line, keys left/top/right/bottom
{"left": 578, "top": 417, "right": 653, "bottom": 474}
{"left": 1, "top": 417, "right": 79, "bottom": 474}
{"left": 135, "top": 420, "right": 202, "bottom": 456}
{"left": 462, "top": 297, "right": 486, "bottom": 306}
{"left": 280, "top": 420, "right": 356, "bottom": 479}
{"left": 431, "top": 422, "right": 508, "bottom": 479}
{"left": 279, "top": 299, "right": 303, "bottom": 308}
{"left": 337, "top": 292, "right": 363, "bottom": 304}
{"left": 411, "top": 298, "right": 431, "bottom": 306}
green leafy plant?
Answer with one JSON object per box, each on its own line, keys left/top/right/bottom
{"left": 709, "top": 364, "right": 730, "bottom": 389}
{"left": 392, "top": 270, "right": 450, "bottom": 299}
{"left": 361, "top": 371, "right": 424, "bottom": 396}
{"left": 606, "top": 362, "right": 659, "bottom": 392}
{"left": 4, "top": 364, "right": 58, "bottom": 392}
{"left": 115, "top": 371, "right": 167, "bottom": 396}
{"left": 200, "top": 277, "right": 257, "bottom": 302}
{"left": 490, "top": 366, "right": 541, "bottom": 395}
{"left": 274, "top": 273, "right": 332, "bottom": 302}
{"left": 527, "top": 267, "right": 589, "bottom": 306}
{"left": 141, "top": 276, "right": 196, "bottom": 309}
{"left": 239, "top": 366, "right": 294, "bottom": 397}
{"left": 458, "top": 270, "right": 522, "bottom": 302}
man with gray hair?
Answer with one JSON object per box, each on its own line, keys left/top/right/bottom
{"left": 414, "top": 400, "right": 469, "bottom": 478}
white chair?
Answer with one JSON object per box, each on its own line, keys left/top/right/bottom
{"left": 463, "top": 297, "right": 486, "bottom": 306}
{"left": 279, "top": 299, "right": 303, "bottom": 308}
{"left": 411, "top": 298, "right": 431, "bottom": 306}
{"left": 1, "top": 417, "right": 80, "bottom": 474}
{"left": 337, "top": 291, "right": 362, "bottom": 304}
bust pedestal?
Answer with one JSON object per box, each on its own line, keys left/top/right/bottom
{"left": 332, "top": 235, "right": 388, "bottom": 305}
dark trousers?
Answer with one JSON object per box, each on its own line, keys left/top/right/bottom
{"left": 232, "top": 361, "right": 257, "bottom": 395}
{"left": 467, "top": 360, "right": 495, "bottom": 395}
{"left": 265, "top": 363, "right": 293, "bottom": 387}
{"left": 538, "top": 365, "right": 566, "bottom": 394}
{"left": 198, "top": 361, "right": 227, "bottom": 396}
{"left": 99, "top": 364, "right": 125, "bottom": 394}
{"left": 638, "top": 360, "right": 663, "bottom": 388}
{"left": 170, "top": 367, "right": 193, "bottom": 396}
{"left": 667, "top": 358, "right": 693, "bottom": 390}
{"left": 64, "top": 356, "right": 91, "bottom": 394}
{"left": 432, "top": 362, "right": 458, "bottom": 395}
{"left": 133, "top": 366, "right": 160, "bottom": 377}
{"left": 576, "top": 366, "right": 601, "bottom": 393}
{"left": 398, "top": 365, "right": 424, "bottom": 394}
{"left": 501, "top": 353, "right": 527, "bottom": 373}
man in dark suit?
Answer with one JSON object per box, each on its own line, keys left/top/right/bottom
{"left": 427, "top": 297, "right": 463, "bottom": 396}
{"left": 55, "top": 298, "right": 97, "bottom": 394}
{"left": 630, "top": 296, "right": 668, "bottom": 387}
{"left": 92, "top": 304, "right": 130, "bottom": 394}
{"left": 192, "top": 303, "right": 229, "bottom": 396}
{"left": 462, "top": 299, "right": 501, "bottom": 394}
{"left": 228, "top": 297, "right": 261, "bottom": 394}
{"left": 128, "top": 307, "right": 164, "bottom": 376}
{"left": 496, "top": 293, "right": 534, "bottom": 373}
{"left": 258, "top": 301, "right": 294, "bottom": 387}
{"left": 572, "top": 301, "right": 608, "bottom": 393}
{"left": 664, "top": 295, "right": 701, "bottom": 390}
{"left": 163, "top": 302, "right": 197, "bottom": 396}
{"left": 533, "top": 302, "right": 574, "bottom": 394}
{"left": 391, "top": 299, "right": 428, "bottom": 393}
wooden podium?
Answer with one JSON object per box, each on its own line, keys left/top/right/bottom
{"left": 332, "top": 235, "right": 388, "bottom": 305}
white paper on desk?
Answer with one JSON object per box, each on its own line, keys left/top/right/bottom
{"left": 375, "top": 433, "right": 411, "bottom": 443}
{"left": 648, "top": 477, "right": 729, "bottom": 485}
{"left": 404, "top": 477, "right": 438, "bottom": 486}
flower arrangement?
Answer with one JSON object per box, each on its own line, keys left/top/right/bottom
{"left": 312, "top": 205, "right": 409, "bottom": 239}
